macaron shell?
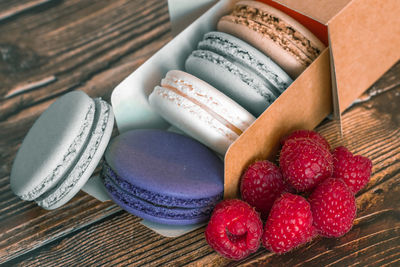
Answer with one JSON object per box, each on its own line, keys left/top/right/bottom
{"left": 10, "top": 91, "right": 95, "bottom": 200}
{"left": 199, "top": 31, "right": 293, "bottom": 94}
{"left": 103, "top": 129, "right": 224, "bottom": 203}
{"left": 102, "top": 161, "right": 222, "bottom": 209}
{"left": 185, "top": 51, "right": 275, "bottom": 116}
{"left": 36, "top": 98, "right": 114, "bottom": 209}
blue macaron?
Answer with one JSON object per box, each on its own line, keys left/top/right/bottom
{"left": 102, "top": 129, "right": 224, "bottom": 225}
{"left": 185, "top": 31, "right": 292, "bottom": 116}
{"left": 10, "top": 91, "right": 114, "bottom": 210}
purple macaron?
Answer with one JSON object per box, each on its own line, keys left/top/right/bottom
{"left": 102, "top": 129, "right": 224, "bottom": 225}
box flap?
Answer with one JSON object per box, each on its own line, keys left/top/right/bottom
{"left": 328, "top": 0, "right": 400, "bottom": 113}
{"left": 224, "top": 48, "right": 332, "bottom": 199}
{"left": 274, "top": 0, "right": 352, "bottom": 24}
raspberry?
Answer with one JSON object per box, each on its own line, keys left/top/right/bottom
{"left": 309, "top": 178, "right": 356, "bottom": 238}
{"left": 240, "top": 160, "right": 287, "bottom": 219}
{"left": 205, "top": 199, "right": 263, "bottom": 260}
{"left": 280, "top": 138, "right": 333, "bottom": 191}
{"left": 281, "top": 130, "right": 331, "bottom": 151}
{"left": 262, "top": 193, "right": 315, "bottom": 254}
{"left": 332, "top": 146, "right": 372, "bottom": 194}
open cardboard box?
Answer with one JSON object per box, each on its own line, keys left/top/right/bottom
{"left": 111, "top": 0, "right": 400, "bottom": 201}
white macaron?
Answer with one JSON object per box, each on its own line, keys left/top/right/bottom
{"left": 149, "top": 70, "right": 255, "bottom": 155}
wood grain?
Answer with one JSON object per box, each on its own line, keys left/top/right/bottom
{"left": 0, "top": 0, "right": 399, "bottom": 266}
{"left": 4, "top": 64, "right": 400, "bottom": 266}
{"left": 0, "top": 0, "right": 57, "bottom": 22}
{"left": 0, "top": 0, "right": 171, "bottom": 264}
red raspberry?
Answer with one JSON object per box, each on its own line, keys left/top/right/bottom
{"left": 332, "top": 146, "right": 372, "bottom": 194}
{"left": 281, "top": 129, "right": 331, "bottom": 151}
{"left": 262, "top": 193, "right": 315, "bottom": 254}
{"left": 309, "top": 178, "right": 356, "bottom": 238}
{"left": 240, "top": 160, "right": 287, "bottom": 219}
{"left": 205, "top": 199, "right": 263, "bottom": 260}
{"left": 280, "top": 138, "right": 333, "bottom": 192}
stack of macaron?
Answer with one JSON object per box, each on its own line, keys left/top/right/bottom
{"left": 149, "top": 0, "right": 325, "bottom": 155}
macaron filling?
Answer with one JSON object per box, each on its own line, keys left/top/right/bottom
{"left": 36, "top": 99, "right": 111, "bottom": 208}
{"left": 223, "top": 4, "right": 322, "bottom": 66}
{"left": 20, "top": 102, "right": 95, "bottom": 201}
{"left": 102, "top": 162, "right": 223, "bottom": 208}
{"left": 199, "top": 33, "right": 292, "bottom": 94}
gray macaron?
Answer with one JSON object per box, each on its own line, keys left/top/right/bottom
{"left": 185, "top": 31, "right": 292, "bottom": 116}
{"left": 10, "top": 91, "right": 114, "bottom": 210}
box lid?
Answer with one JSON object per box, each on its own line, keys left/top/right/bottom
{"left": 327, "top": 0, "right": 400, "bottom": 113}
{"left": 274, "top": 0, "right": 400, "bottom": 114}
{"left": 274, "top": 0, "right": 352, "bottom": 24}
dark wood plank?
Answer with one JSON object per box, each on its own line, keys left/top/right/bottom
{"left": 0, "top": 0, "right": 172, "bottom": 263}
{"left": 5, "top": 62, "right": 400, "bottom": 266}
{"left": 0, "top": 0, "right": 170, "bottom": 121}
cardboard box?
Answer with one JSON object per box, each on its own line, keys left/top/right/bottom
{"left": 111, "top": 0, "right": 400, "bottom": 199}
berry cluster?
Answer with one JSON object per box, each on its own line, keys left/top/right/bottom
{"left": 204, "top": 130, "right": 372, "bottom": 260}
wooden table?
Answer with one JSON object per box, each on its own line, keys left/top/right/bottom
{"left": 1, "top": 1, "right": 399, "bottom": 266}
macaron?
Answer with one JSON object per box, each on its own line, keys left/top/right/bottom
{"left": 185, "top": 31, "right": 292, "bottom": 116}
{"left": 10, "top": 91, "right": 114, "bottom": 210}
{"left": 102, "top": 129, "right": 224, "bottom": 225}
{"left": 218, "top": 0, "right": 326, "bottom": 78}
{"left": 148, "top": 70, "right": 255, "bottom": 155}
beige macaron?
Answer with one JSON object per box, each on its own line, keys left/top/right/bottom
{"left": 218, "top": 0, "right": 326, "bottom": 78}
